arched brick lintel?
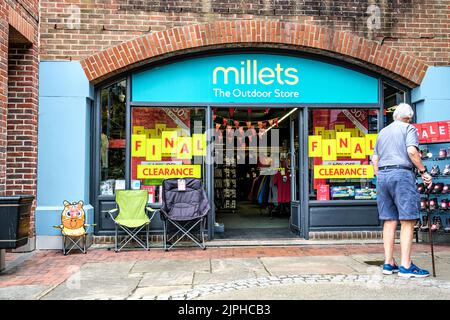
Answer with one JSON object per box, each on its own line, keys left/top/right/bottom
{"left": 81, "top": 20, "right": 428, "bottom": 88}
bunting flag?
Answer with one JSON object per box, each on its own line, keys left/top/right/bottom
{"left": 265, "top": 107, "right": 269, "bottom": 114}
{"left": 248, "top": 108, "right": 252, "bottom": 117}
{"left": 229, "top": 108, "right": 235, "bottom": 118}
{"left": 275, "top": 118, "right": 279, "bottom": 127}
{"left": 269, "top": 119, "right": 274, "bottom": 127}
{"left": 222, "top": 117, "right": 228, "bottom": 126}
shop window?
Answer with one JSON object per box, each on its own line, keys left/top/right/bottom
{"left": 383, "top": 82, "right": 406, "bottom": 127}
{"left": 130, "top": 107, "right": 206, "bottom": 203}
{"left": 308, "top": 108, "right": 379, "bottom": 201}
{"left": 99, "top": 80, "right": 126, "bottom": 196}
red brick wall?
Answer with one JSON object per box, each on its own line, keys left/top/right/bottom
{"left": 7, "top": 44, "right": 39, "bottom": 235}
{"left": 40, "top": 0, "right": 450, "bottom": 66}
{"left": 0, "top": 0, "right": 39, "bottom": 237}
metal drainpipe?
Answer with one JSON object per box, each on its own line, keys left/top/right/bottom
{"left": 0, "top": 249, "right": 5, "bottom": 272}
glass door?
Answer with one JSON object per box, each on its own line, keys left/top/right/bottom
{"left": 290, "top": 109, "right": 301, "bottom": 235}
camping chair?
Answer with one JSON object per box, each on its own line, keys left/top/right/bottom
{"left": 160, "top": 178, "right": 211, "bottom": 251}
{"left": 108, "top": 190, "right": 157, "bottom": 252}
{"left": 54, "top": 200, "right": 96, "bottom": 255}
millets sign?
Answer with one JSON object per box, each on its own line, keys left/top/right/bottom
{"left": 131, "top": 53, "right": 379, "bottom": 104}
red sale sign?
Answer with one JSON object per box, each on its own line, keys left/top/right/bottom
{"left": 414, "top": 120, "right": 450, "bottom": 144}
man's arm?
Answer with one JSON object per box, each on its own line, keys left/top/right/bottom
{"left": 372, "top": 154, "right": 379, "bottom": 176}
{"left": 407, "top": 146, "right": 432, "bottom": 185}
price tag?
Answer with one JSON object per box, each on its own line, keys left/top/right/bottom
{"left": 178, "top": 179, "right": 186, "bottom": 191}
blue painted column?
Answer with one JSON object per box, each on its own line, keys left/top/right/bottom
{"left": 412, "top": 66, "right": 450, "bottom": 123}
{"left": 36, "top": 62, "right": 94, "bottom": 249}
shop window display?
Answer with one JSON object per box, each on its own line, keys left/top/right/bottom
{"left": 308, "top": 108, "right": 379, "bottom": 201}
{"left": 415, "top": 120, "right": 450, "bottom": 233}
{"left": 130, "top": 107, "right": 206, "bottom": 203}
{"left": 99, "top": 80, "right": 127, "bottom": 195}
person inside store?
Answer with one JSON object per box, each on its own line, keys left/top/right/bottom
{"left": 372, "top": 103, "right": 433, "bottom": 278}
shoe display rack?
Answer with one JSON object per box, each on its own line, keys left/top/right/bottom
{"left": 417, "top": 144, "right": 450, "bottom": 235}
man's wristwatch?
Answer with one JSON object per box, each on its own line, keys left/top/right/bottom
{"left": 419, "top": 169, "right": 428, "bottom": 175}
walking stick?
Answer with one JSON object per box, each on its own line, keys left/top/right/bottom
{"left": 424, "top": 182, "right": 437, "bottom": 277}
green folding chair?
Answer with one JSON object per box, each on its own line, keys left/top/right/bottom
{"left": 108, "top": 190, "right": 156, "bottom": 252}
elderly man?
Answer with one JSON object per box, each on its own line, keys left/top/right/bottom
{"left": 372, "top": 103, "right": 432, "bottom": 278}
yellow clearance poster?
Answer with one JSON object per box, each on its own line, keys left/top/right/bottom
{"left": 365, "top": 134, "right": 377, "bottom": 155}
{"left": 314, "top": 165, "right": 374, "bottom": 179}
{"left": 334, "top": 124, "right": 345, "bottom": 132}
{"left": 336, "top": 132, "right": 351, "bottom": 155}
{"left": 161, "top": 131, "right": 178, "bottom": 155}
{"left": 177, "top": 137, "right": 192, "bottom": 160}
{"left": 146, "top": 139, "right": 162, "bottom": 161}
{"left": 351, "top": 137, "right": 366, "bottom": 159}
{"left": 323, "top": 130, "right": 336, "bottom": 139}
{"left": 137, "top": 165, "right": 202, "bottom": 179}
{"left": 133, "top": 126, "right": 145, "bottom": 135}
{"left": 193, "top": 133, "right": 207, "bottom": 156}
{"left": 308, "top": 136, "right": 322, "bottom": 157}
{"left": 155, "top": 124, "right": 166, "bottom": 136}
{"left": 314, "top": 127, "right": 325, "bottom": 136}
{"left": 147, "top": 129, "right": 157, "bottom": 138}
{"left": 131, "top": 134, "right": 146, "bottom": 157}
{"left": 322, "top": 139, "right": 337, "bottom": 161}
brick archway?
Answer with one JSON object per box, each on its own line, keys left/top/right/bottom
{"left": 81, "top": 20, "right": 428, "bottom": 87}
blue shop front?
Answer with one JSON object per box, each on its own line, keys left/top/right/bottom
{"left": 35, "top": 50, "right": 450, "bottom": 248}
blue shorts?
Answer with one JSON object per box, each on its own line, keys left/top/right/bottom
{"left": 377, "top": 168, "right": 420, "bottom": 221}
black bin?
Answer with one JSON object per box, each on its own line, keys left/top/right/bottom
{"left": 0, "top": 195, "right": 34, "bottom": 249}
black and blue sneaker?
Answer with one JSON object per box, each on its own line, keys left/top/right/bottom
{"left": 382, "top": 263, "right": 399, "bottom": 275}
{"left": 398, "top": 262, "right": 430, "bottom": 278}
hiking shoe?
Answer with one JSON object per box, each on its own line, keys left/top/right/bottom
{"left": 443, "top": 164, "right": 450, "bottom": 176}
{"left": 398, "top": 263, "right": 430, "bottom": 278}
{"left": 430, "top": 165, "right": 441, "bottom": 177}
{"left": 382, "top": 263, "right": 399, "bottom": 275}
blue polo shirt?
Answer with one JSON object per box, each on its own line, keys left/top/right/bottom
{"left": 373, "top": 120, "right": 419, "bottom": 168}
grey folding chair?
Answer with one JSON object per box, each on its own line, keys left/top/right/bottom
{"left": 160, "top": 178, "right": 211, "bottom": 251}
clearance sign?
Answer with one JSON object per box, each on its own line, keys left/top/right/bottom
{"left": 137, "top": 165, "right": 202, "bottom": 179}
{"left": 314, "top": 165, "right": 374, "bottom": 179}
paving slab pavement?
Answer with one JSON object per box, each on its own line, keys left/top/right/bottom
{"left": 1, "top": 244, "right": 450, "bottom": 300}
{"left": 259, "top": 256, "right": 362, "bottom": 275}
{"left": 0, "top": 285, "right": 51, "bottom": 300}
{"left": 196, "top": 282, "right": 450, "bottom": 300}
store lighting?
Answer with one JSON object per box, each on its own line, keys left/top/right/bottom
{"left": 262, "top": 108, "right": 298, "bottom": 135}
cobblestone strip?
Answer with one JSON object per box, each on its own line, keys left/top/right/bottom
{"left": 130, "top": 274, "right": 450, "bottom": 300}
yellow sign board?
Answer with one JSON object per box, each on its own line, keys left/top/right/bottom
{"left": 137, "top": 165, "right": 202, "bottom": 179}
{"left": 131, "top": 134, "right": 146, "bottom": 157}
{"left": 314, "top": 165, "right": 374, "bottom": 179}
{"left": 146, "top": 139, "right": 162, "bottom": 161}
{"left": 322, "top": 139, "right": 337, "bottom": 161}
{"left": 308, "top": 136, "right": 322, "bottom": 157}
{"left": 351, "top": 137, "right": 366, "bottom": 159}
